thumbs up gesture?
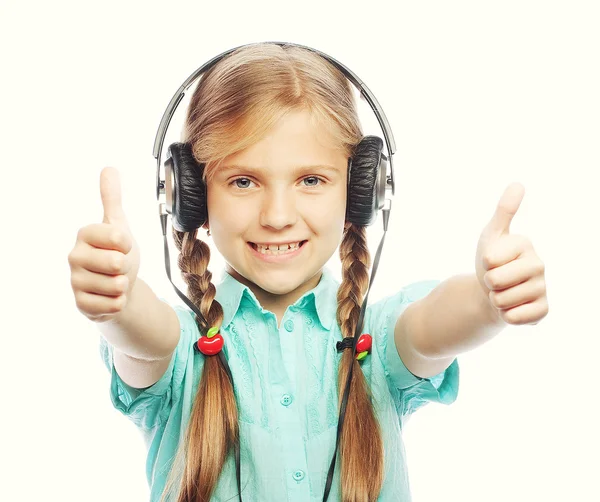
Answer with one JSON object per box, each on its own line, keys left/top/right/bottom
{"left": 68, "top": 167, "right": 141, "bottom": 322}
{"left": 475, "top": 182, "right": 549, "bottom": 325}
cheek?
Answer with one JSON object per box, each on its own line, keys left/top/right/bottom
{"left": 206, "top": 185, "right": 247, "bottom": 233}
{"left": 303, "top": 190, "right": 347, "bottom": 233}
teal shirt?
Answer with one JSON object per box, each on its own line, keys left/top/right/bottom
{"left": 100, "top": 267, "right": 459, "bottom": 501}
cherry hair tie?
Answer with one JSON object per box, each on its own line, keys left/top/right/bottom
{"left": 193, "top": 326, "right": 224, "bottom": 355}
{"left": 336, "top": 333, "right": 373, "bottom": 360}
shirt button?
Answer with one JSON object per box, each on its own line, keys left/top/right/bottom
{"left": 280, "top": 394, "right": 293, "bottom": 406}
{"left": 292, "top": 469, "right": 305, "bottom": 481}
{"left": 284, "top": 319, "right": 294, "bottom": 332}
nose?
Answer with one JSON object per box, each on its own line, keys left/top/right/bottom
{"left": 259, "top": 187, "right": 298, "bottom": 230}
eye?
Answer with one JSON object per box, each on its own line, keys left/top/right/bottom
{"left": 302, "top": 176, "right": 323, "bottom": 187}
{"left": 231, "top": 177, "right": 255, "bottom": 189}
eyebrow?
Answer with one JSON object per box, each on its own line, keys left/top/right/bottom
{"left": 219, "top": 164, "right": 341, "bottom": 175}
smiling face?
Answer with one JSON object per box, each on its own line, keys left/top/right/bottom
{"left": 205, "top": 108, "right": 348, "bottom": 304}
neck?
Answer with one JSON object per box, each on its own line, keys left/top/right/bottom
{"left": 225, "top": 265, "right": 323, "bottom": 322}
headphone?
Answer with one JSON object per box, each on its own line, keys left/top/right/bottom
{"left": 154, "top": 42, "right": 396, "bottom": 231}
{"left": 153, "top": 41, "right": 396, "bottom": 502}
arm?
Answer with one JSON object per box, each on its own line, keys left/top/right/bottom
{"left": 395, "top": 183, "right": 549, "bottom": 379}
{"left": 394, "top": 273, "right": 505, "bottom": 379}
{"left": 97, "top": 277, "right": 181, "bottom": 389}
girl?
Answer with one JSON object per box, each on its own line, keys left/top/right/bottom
{"left": 68, "top": 42, "right": 547, "bottom": 502}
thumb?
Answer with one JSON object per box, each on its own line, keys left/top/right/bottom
{"left": 485, "top": 182, "right": 525, "bottom": 237}
{"left": 100, "top": 167, "right": 127, "bottom": 225}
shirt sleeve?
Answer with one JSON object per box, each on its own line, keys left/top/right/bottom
{"left": 370, "top": 280, "right": 460, "bottom": 417}
{"left": 98, "top": 300, "right": 198, "bottom": 430}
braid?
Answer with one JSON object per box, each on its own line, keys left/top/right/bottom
{"left": 336, "top": 223, "right": 371, "bottom": 336}
{"left": 336, "top": 223, "right": 384, "bottom": 502}
{"left": 173, "top": 228, "right": 223, "bottom": 330}
{"left": 160, "top": 227, "right": 239, "bottom": 502}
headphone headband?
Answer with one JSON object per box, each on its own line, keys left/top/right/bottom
{"left": 153, "top": 41, "right": 396, "bottom": 199}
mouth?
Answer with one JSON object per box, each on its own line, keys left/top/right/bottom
{"left": 248, "top": 240, "right": 308, "bottom": 256}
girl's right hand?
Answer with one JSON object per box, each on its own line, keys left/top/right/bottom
{"left": 68, "top": 167, "right": 141, "bottom": 322}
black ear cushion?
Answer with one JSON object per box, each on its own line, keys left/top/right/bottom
{"left": 167, "top": 142, "right": 208, "bottom": 232}
{"left": 346, "top": 136, "right": 384, "bottom": 226}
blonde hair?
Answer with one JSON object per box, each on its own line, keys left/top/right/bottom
{"left": 161, "top": 43, "right": 384, "bottom": 502}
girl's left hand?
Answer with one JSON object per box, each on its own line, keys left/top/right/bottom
{"left": 475, "top": 182, "right": 549, "bottom": 325}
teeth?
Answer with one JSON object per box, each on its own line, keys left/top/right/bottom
{"left": 255, "top": 242, "right": 302, "bottom": 255}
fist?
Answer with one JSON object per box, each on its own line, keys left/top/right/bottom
{"left": 475, "top": 182, "right": 549, "bottom": 326}
{"left": 68, "top": 167, "right": 141, "bottom": 322}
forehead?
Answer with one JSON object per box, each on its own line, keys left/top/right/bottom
{"left": 220, "top": 109, "right": 346, "bottom": 173}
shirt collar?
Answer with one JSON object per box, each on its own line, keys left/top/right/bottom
{"left": 214, "top": 267, "right": 340, "bottom": 331}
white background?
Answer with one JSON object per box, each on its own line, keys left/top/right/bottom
{"left": 2, "top": 0, "right": 599, "bottom": 500}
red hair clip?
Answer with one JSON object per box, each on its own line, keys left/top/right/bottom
{"left": 336, "top": 333, "right": 373, "bottom": 360}
{"left": 355, "top": 333, "right": 372, "bottom": 360}
{"left": 194, "top": 326, "right": 224, "bottom": 356}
